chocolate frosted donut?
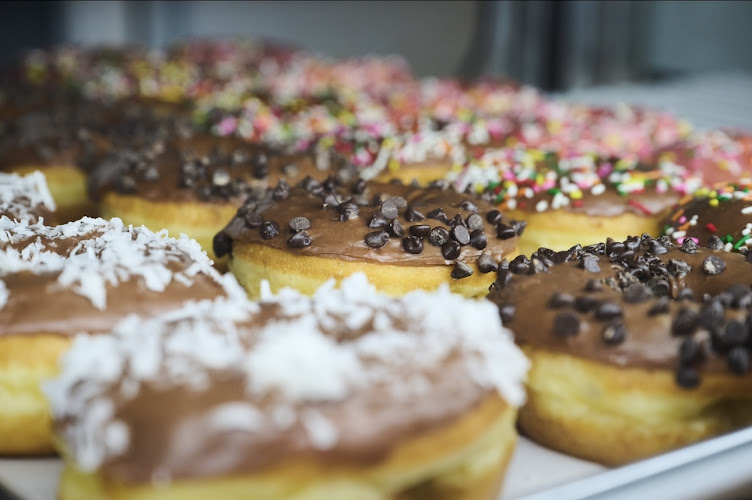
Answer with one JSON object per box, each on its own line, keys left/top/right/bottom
{"left": 45, "top": 274, "right": 529, "bottom": 500}
{"left": 215, "top": 178, "right": 524, "bottom": 298}
{"left": 91, "top": 132, "right": 356, "bottom": 263}
{"left": 487, "top": 235, "right": 752, "bottom": 464}
{"left": 0, "top": 217, "right": 230, "bottom": 455}
{"left": 663, "top": 183, "right": 752, "bottom": 251}
{"left": 0, "top": 171, "right": 56, "bottom": 223}
{"left": 448, "top": 146, "right": 703, "bottom": 256}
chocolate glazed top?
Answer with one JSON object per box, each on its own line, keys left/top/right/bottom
{"left": 46, "top": 276, "right": 528, "bottom": 484}
{"left": 88, "top": 132, "right": 357, "bottom": 205}
{"left": 215, "top": 179, "right": 524, "bottom": 268}
{"left": 487, "top": 235, "right": 752, "bottom": 387}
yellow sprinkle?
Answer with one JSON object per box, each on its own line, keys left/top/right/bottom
{"left": 570, "top": 190, "right": 583, "bottom": 200}
{"left": 709, "top": 190, "right": 718, "bottom": 199}
{"left": 709, "top": 199, "right": 719, "bottom": 207}
{"left": 694, "top": 188, "right": 710, "bottom": 197}
{"left": 388, "top": 159, "right": 400, "bottom": 172}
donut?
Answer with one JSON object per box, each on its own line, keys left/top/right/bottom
{"left": 486, "top": 235, "right": 752, "bottom": 465}
{"left": 662, "top": 182, "right": 752, "bottom": 250}
{"left": 447, "top": 146, "right": 704, "bottom": 257}
{"left": 214, "top": 178, "right": 524, "bottom": 298}
{"left": 0, "top": 171, "right": 56, "bottom": 224}
{"left": 90, "top": 132, "right": 357, "bottom": 263}
{"left": 44, "top": 273, "right": 529, "bottom": 500}
{"left": 0, "top": 217, "right": 230, "bottom": 455}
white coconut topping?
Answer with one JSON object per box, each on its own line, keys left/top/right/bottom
{"left": 0, "top": 171, "right": 56, "bottom": 223}
{"left": 44, "top": 273, "right": 529, "bottom": 472}
{"left": 0, "top": 217, "right": 224, "bottom": 309}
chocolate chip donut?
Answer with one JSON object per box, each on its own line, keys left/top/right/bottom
{"left": 0, "top": 217, "right": 231, "bottom": 455}
{"left": 214, "top": 178, "right": 524, "bottom": 298}
{"left": 45, "top": 274, "right": 528, "bottom": 500}
{"left": 487, "top": 235, "right": 752, "bottom": 465}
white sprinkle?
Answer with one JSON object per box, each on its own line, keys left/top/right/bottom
{"left": 301, "top": 409, "right": 339, "bottom": 450}
{"left": 741, "top": 206, "right": 752, "bottom": 215}
{"left": 535, "top": 200, "right": 549, "bottom": 212}
{"left": 590, "top": 184, "right": 606, "bottom": 196}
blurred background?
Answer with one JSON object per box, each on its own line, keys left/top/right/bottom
{"left": 3, "top": 0, "right": 752, "bottom": 90}
{"left": 1, "top": 0, "right": 752, "bottom": 128}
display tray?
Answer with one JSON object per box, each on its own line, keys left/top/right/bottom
{"left": 3, "top": 429, "right": 752, "bottom": 500}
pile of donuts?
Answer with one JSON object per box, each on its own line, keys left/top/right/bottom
{"left": 2, "top": 38, "right": 752, "bottom": 500}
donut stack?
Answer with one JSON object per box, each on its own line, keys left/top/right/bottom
{"left": 2, "top": 38, "right": 752, "bottom": 499}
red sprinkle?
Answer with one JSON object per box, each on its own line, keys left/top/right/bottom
{"left": 628, "top": 199, "right": 654, "bottom": 216}
{"left": 705, "top": 223, "right": 717, "bottom": 233}
{"left": 573, "top": 200, "right": 584, "bottom": 209}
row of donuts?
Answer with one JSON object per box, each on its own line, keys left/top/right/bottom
{"left": 1, "top": 171, "right": 529, "bottom": 500}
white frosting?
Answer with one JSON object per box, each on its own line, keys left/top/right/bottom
{"left": 0, "top": 171, "right": 56, "bottom": 223}
{"left": 44, "top": 273, "right": 529, "bottom": 472}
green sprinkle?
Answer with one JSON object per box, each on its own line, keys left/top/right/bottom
{"left": 723, "top": 234, "right": 734, "bottom": 244}
{"left": 733, "top": 236, "right": 748, "bottom": 250}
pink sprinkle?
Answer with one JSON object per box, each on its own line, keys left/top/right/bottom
{"left": 678, "top": 216, "right": 687, "bottom": 224}
{"left": 675, "top": 236, "right": 700, "bottom": 245}
{"left": 217, "top": 117, "right": 237, "bottom": 136}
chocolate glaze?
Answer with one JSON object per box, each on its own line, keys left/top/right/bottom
{"left": 216, "top": 179, "right": 521, "bottom": 267}
{"left": 663, "top": 192, "right": 752, "bottom": 247}
{"left": 487, "top": 236, "right": 752, "bottom": 382}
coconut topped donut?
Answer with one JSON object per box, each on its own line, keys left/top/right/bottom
{"left": 662, "top": 182, "right": 752, "bottom": 250}
{"left": 448, "top": 146, "right": 704, "bottom": 218}
{"left": 487, "top": 234, "right": 752, "bottom": 387}
{"left": 89, "top": 132, "right": 356, "bottom": 206}
{"left": 0, "top": 171, "right": 56, "bottom": 223}
{"left": 215, "top": 177, "right": 524, "bottom": 271}
{"left": 0, "top": 217, "right": 228, "bottom": 333}
{"left": 43, "top": 273, "right": 528, "bottom": 483}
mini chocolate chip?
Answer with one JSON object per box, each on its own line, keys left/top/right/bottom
{"left": 681, "top": 238, "right": 698, "bottom": 254}
{"left": 441, "top": 240, "right": 461, "bottom": 260}
{"left": 727, "top": 347, "right": 750, "bottom": 375}
{"left": 532, "top": 258, "right": 549, "bottom": 274}
{"left": 252, "top": 154, "right": 268, "bottom": 179}
{"left": 466, "top": 213, "right": 484, "bottom": 231}
{"left": 428, "top": 227, "right": 450, "bottom": 246}
{"left": 460, "top": 200, "right": 478, "bottom": 212}
{"left": 623, "top": 283, "right": 652, "bottom": 303}
{"left": 402, "top": 236, "right": 423, "bottom": 254}
{"left": 658, "top": 235, "right": 674, "bottom": 248}
{"left": 595, "top": 302, "right": 623, "bottom": 321}
{"left": 244, "top": 212, "right": 263, "bottom": 228}
{"left": 648, "top": 239, "right": 668, "bottom": 255}
{"left": 337, "top": 199, "right": 359, "bottom": 221}
{"left": 469, "top": 230, "right": 487, "bottom": 250}
{"left": 549, "top": 292, "right": 575, "bottom": 309}
{"left": 213, "top": 232, "right": 232, "bottom": 258}
{"left": 381, "top": 199, "right": 399, "bottom": 219}
{"left": 580, "top": 254, "right": 601, "bottom": 273}
{"left": 667, "top": 259, "right": 692, "bottom": 277}
{"left": 702, "top": 255, "right": 726, "bottom": 275}
{"left": 625, "top": 236, "right": 641, "bottom": 251}
{"left": 452, "top": 225, "right": 471, "bottom": 245}
{"left": 648, "top": 296, "right": 670, "bottom": 315}
{"left": 511, "top": 219, "right": 527, "bottom": 236}
{"left": 371, "top": 195, "right": 383, "bottom": 207}
{"left": 388, "top": 219, "right": 404, "bottom": 238}
{"left": 493, "top": 268, "right": 512, "bottom": 289}
{"left": 288, "top": 216, "right": 311, "bottom": 232}
{"left": 368, "top": 213, "right": 388, "bottom": 229}
{"left": 301, "top": 176, "right": 321, "bottom": 193}
{"left": 499, "top": 303, "right": 516, "bottom": 323}
{"left": 672, "top": 308, "right": 700, "bottom": 336}
{"left": 260, "top": 221, "right": 280, "bottom": 239}
{"left": 554, "top": 312, "right": 580, "bottom": 337}
{"left": 677, "top": 288, "right": 696, "bottom": 302}
{"left": 606, "top": 241, "right": 625, "bottom": 257}
{"left": 602, "top": 321, "right": 626, "bottom": 345}
{"left": 707, "top": 235, "right": 725, "bottom": 250}
{"left": 648, "top": 278, "right": 671, "bottom": 297}
{"left": 272, "top": 179, "right": 290, "bottom": 200}
{"left": 322, "top": 193, "right": 340, "bottom": 208}
{"left": 509, "top": 255, "right": 531, "bottom": 274}
{"left": 450, "top": 213, "right": 466, "bottom": 228}
{"left": 700, "top": 300, "right": 724, "bottom": 329}
{"left": 676, "top": 366, "right": 701, "bottom": 388}
{"left": 477, "top": 253, "right": 498, "bottom": 273}
{"left": 585, "top": 279, "right": 603, "bottom": 292}
{"left": 487, "top": 210, "right": 502, "bottom": 224}
{"left": 404, "top": 205, "right": 425, "bottom": 221}
{"left": 724, "top": 320, "right": 749, "bottom": 347}
{"left": 427, "top": 208, "right": 448, "bottom": 223}
{"left": 679, "top": 338, "right": 703, "bottom": 364}
{"left": 574, "top": 296, "right": 599, "bottom": 313}
{"left": 409, "top": 224, "right": 431, "bottom": 238}
{"left": 365, "top": 231, "right": 390, "bottom": 249}
{"left": 496, "top": 223, "right": 517, "bottom": 240}
{"left": 728, "top": 284, "right": 752, "bottom": 308}
{"left": 287, "top": 231, "right": 312, "bottom": 248}
{"left": 451, "top": 261, "right": 474, "bottom": 279}
{"left": 391, "top": 196, "right": 408, "bottom": 209}
{"left": 352, "top": 179, "right": 367, "bottom": 194}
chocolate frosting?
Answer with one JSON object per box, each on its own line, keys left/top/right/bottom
{"left": 216, "top": 179, "right": 522, "bottom": 267}
{"left": 663, "top": 191, "right": 752, "bottom": 248}
{"left": 487, "top": 236, "right": 752, "bottom": 383}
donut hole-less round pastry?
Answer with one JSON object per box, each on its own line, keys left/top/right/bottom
{"left": 487, "top": 235, "right": 752, "bottom": 465}
{"left": 45, "top": 274, "right": 529, "bottom": 500}
{"left": 0, "top": 217, "right": 230, "bottom": 455}
{"left": 215, "top": 178, "right": 524, "bottom": 298}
